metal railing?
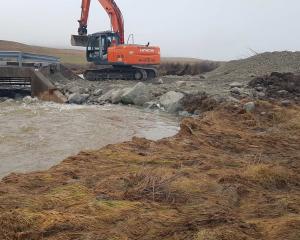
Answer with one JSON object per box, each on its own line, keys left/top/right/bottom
{"left": 0, "top": 51, "right": 60, "bottom": 67}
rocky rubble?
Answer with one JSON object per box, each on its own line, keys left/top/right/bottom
{"left": 57, "top": 73, "right": 298, "bottom": 115}
{"left": 249, "top": 72, "right": 300, "bottom": 104}
{"left": 57, "top": 79, "right": 208, "bottom": 114}
{"left": 47, "top": 52, "right": 300, "bottom": 115}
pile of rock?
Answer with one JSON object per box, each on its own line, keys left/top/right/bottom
{"left": 55, "top": 68, "right": 300, "bottom": 116}
{"left": 97, "top": 82, "right": 152, "bottom": 106}
{"left": 97, "top": 83, "right": 186, "bottom": 113}
{"left": 228, "top": 82, "right": 250, "bottom": 100}
{"left": 249, "top": 72, "right": 300, "bottom": 105}
{"left": 61, "top": 80, "right": 187, "bottom": 114}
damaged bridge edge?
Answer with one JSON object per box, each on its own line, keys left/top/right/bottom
{"left": 0, "top": 66, "right": 67, "bottom": 103}
{"left": 31, "top": 68, "right": 67, "bottom": 103}
{"left": 0, "top": 51, "right": 68, "bottom": 103}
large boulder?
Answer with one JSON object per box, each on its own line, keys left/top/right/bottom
{"left": 176, "top": 81, "right": 187, "bottom": 88}
{"left": 98, "top": 89, "right": 116, "bottom": 102}
{"left": 111, "top": 88, "right": 131, "bottom": 104}
{"left": 229, "top": 82, "right": 244, "bottom": 88}
{"left": 230, "top": 87, "right": 242, "bottom": 95}
{"left": 121, "top": 82, "right": 152, "bottom": 106}
{"left": 243, "top": 102, "right": 256, "bottom": 113}
{"left": 93, "top": 89, "right": 103, "bottom": 96}
{"left": 159, "top": 91, "right": 184, "bottom": 113}
{"left": 68, "top": 93, "right": 89, "bottom": 104}
{"left": 156, "top": 78, "right": 164, "bottom": 84}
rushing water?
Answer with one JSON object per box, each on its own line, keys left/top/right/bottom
{"left": 0, "top": 98, "right": 179, "bottom": 178}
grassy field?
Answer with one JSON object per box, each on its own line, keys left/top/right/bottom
{"left": 0, "top": 40, "right": 86, "bottom": 65}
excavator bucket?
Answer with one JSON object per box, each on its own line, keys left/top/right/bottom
{"left": 71, "top": 35, "right": 89, "bottom": 47}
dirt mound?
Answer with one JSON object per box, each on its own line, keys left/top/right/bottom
{"left": 202, "top": 51, "right": 300, "bottom": 95}
{"left": 180, "top": 92, "right": 219, "bottom": 114}
{"left": 0, "top": 101, "right": 299, "bottom": 239}
{"left": 249, "top": 72, "right": 300, "bottom": 102}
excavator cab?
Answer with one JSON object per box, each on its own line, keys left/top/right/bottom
{"left": 86, "top": 31, "right": 120, "bottom": 64}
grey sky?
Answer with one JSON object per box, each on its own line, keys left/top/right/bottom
{"left": 0, "top": 0, "right": 299, "bottom": 60}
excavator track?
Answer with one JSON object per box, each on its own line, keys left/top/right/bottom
{"left": 84, "top": 66, "right": 158, "bottom": 81}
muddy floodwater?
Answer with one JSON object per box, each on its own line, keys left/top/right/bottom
{"left": 0, "top": 98, "right": 179, "bottom": 178}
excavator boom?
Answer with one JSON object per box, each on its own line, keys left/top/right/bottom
{"left": 72, "top": 0, "right": 124, "bottom": 46}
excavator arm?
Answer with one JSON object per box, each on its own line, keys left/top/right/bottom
{"left": 77, "top": 0, "right": 124, "bottom": 44}
{"left": 78, "top": 0, "right": 91, "bottom": 35}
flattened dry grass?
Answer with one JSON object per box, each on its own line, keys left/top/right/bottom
{"left": 124, "top": 168, "right": 183, "bottom": 203}
{"left": 195, "top": 226, "right": 259, "bottom": 240}
{"left": 243, "top": 164, "right": 294, "bottom": 189}
{"left": 0, "top": 102, "right": 299, "bottom": 239}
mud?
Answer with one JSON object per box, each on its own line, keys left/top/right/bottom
{"left": 0, "top": 101, "right": 299, "bottom": 240}
{"left": 180, "top": 92, "right": 219, "bottom": 114}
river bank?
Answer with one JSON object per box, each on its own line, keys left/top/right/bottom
{"left": 0, "top": 99, "right": 299, "bottom": 239}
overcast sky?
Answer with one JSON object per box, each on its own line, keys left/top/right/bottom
{"left": 0, "top": 0, "right": 299, "bottom": 60}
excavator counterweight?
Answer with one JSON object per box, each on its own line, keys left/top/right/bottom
{"left": 72, "top": 0, "right": 160, "bottom": 81}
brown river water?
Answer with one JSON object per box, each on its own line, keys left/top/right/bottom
{"left": 0, "top": 98, "right": 179, "bottom": 178}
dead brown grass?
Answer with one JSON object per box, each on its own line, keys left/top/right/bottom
{"left": 124, "top": 168, "right": 182, "bottom": 203}
{"left": 243, "top": 164, "right": 295, "bottom": 189}
{"left": 0, "top": 102, "right": 299, "bottom": 239}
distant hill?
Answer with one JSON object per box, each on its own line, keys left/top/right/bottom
{"left": 0, "top": 40, "right": 209, "bottom": 65}
{"left": 0, "top": 40, "right": 221, "bottom": 75}
{"left": 0, "top": 40, "right": 86, "bottom": 65}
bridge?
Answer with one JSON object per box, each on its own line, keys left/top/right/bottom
{"left": 0, "top": 51, "right": 60, "bottom": 67}
{"left": 0, "top": 51, "right": 66, "bottom": 103}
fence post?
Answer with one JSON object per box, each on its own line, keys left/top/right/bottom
{"left": 18, "top": 52, "right": 23, "bottom": 67}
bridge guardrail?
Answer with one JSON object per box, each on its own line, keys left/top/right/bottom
{"left": 0, "top": 51, "right": 60, "bottom": 67}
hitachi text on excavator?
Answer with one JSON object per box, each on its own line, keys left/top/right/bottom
{"left": 71, "top": 0, "right": 161, "bottom": 81}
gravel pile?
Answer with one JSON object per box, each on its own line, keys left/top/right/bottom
{"left": 203, "top": 51, "right": 300, "bottom": 95}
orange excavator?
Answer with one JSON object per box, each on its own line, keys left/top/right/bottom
{"left": 71, "top": 0, "right": 160, "bottom": 81}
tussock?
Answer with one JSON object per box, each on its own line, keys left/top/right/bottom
{"left": 243, "top": 164, "right": 294, "bottom": 189}
{"left": 124, "top": 168, "right": 182, "bottom": 203}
